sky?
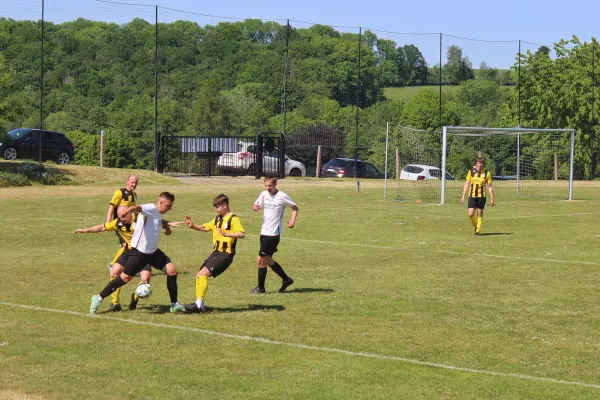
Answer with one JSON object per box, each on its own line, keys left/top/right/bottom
{"left": 3, "top": 0, "right": 599, "bottom": 68}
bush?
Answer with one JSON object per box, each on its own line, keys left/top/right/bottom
{"left": 0, "top": 171, "right": 31, "bottom": 187}
{"left": 0, "top": 162, "right": 73, "bottom": 186}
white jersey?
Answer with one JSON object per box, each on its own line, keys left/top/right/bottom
{"left": 255, "top": 190, "right": 296, "bottom": 236}
{"left": 130, "top": 203, "right": 163, "bottom": 254}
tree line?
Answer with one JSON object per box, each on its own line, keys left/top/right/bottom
{"left": 0, "top": 17, "right": 597, "bottom": 178}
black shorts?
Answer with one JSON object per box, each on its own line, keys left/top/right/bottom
{"left": 468, "top": 197, "right": 487, "bottom": 210}
{"left": 120, "top": 247, "right": 171, "bottom": 276}
{"left": 202, "top": 251, "right": 234, "bottom": 278}
{"left": 259, "top": 235, "right": 280, "bottom": 257}
{"left": 115, "top": 249, "right": 152, "bottom": 272}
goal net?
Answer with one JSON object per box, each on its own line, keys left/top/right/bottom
{"left": 388, "top": 125, "right": 575, "bottom": 204}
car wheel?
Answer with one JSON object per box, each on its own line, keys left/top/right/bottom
{"left": 247, "top": 164, "right": 256, "bottom": 176}
{"left": 3, "top": 147, "right": 17, "bottom": 161}
{"left": 289, "top": 168, "right": 301, "bottom": 177}
{"left": 57, "top": 152, "right": 70, "bottom": 164}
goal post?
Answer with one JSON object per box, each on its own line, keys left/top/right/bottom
{"left": 441, "top": 126, "right": 575, "bottom": 204}
{"left": 386, "top": 125, "right": 575, "bottom": 204}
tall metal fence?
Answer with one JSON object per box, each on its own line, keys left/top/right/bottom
{"left": 1, "top": 0, "right": 597, "bottom": 177}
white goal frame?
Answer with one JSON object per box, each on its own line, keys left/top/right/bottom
{"left": 441, "top": 126, "right": 575, "bottom": 204}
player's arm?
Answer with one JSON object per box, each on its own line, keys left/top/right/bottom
{"left": 73, "top": 224, "right": 107, "bottom": 235}
{"left": 185, "top": 216, "right": 208, "bottom": 232}
{"left": 460, "top": 171, "right": 471, "bottom": 203}
{"left": 288, "top": 205, "right": 298, "bottom": 228}
{"left": 118, "top": 205, "right": 142, "bottom": 219}
{"left": 218, "top": 217, "right": 245, "bottom": 238}
{"left": 253, "top": 193, "right": 263, "bottom": 212}
{"left": 487, "top": 175, "right": 495, "bottom": 206}
{"left": 107, "top": 190, "right": 123, "bottom": 223}
{"left": 167, "top": 221, "right": 185, "bottom": 227}
{"left": 218, "top": 229, "right": 245, "bottom": 239}
{"left": 106, "top": 204, "right": 115, "bottom": 224}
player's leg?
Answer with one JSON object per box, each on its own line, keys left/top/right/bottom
{"left": 476, "top": 207, "right": 485, "bottom": 234}
{"left": 253, "top": 235, "right": 278, "bottom": 293}
{"left": 129, "top": 266, "right": 151, "bottom": 311}
{"left": 253, "top": 255, "right": 268, "bottom": 293}
{"left": 152, "top": 249, "right": 183, "bottom": 313}
{"left": 90, "top": 269, "right": 133, "bottom": 314}
{"left": 189, "top": 252, "right": 233, "bottom": 313}
{"left": 267, "top": 258, "right": 293, "bottom": 293}
{"left": 261, "top": 236, "right": 292, "bottom": 292}
{"left": 475, "top": 198, "right": 487, "bottom": 235}
{"left": 189, "top": 263, "right": 213, "bottom": 313}
{"left": 107, "top": 247, "right": 126, "bottom": 311}
{"left": 467, "top": 197, "right": 478, "bottom": 232}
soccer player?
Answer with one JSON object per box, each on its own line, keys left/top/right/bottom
{"left": 460, "top": 156, "right": 495, "bottom": 235}
{"left": 74, "top": 205, "right": 179, "bottom": 312}
{"left": 105, "top": 175, "right": 138, "bottom": 271}
{"left": 183, "top": 194, "right": 245, "bottom": 313}
{"left": 89, "top": 191, "right": 185, "bottom": 314}
{"left": 251, "top": 175, "right": 297, "bottom": 294}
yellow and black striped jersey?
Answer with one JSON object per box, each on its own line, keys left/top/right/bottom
{"left": 466, "top": 168, "right": 492, "bottom": 198}
{"left": 202, "top": 213, "right": 244, "bottom": 255}
{"left": 104, "top": 218, "right": 134, "bottom": 248}
{"left": 110, "top": 188, "right": 137, "bottom": 219}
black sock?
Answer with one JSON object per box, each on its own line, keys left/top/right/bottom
{"left": 99, "top": 277, "right": 126, "bottom": 299}
{"left": 167, "top": 275, "right": 178, "bottom": 303}
{"left": 258, "top": 268, "right": 267, "bottom": 288}
{"left": 270, "top": 262, "right": 289, "bottom": 281}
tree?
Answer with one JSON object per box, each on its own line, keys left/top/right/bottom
{"left": 478, "top": 61, "right": 499, "bottom": 82}
{"left": 403, "top": 45, "right": 429, "bottom": 85}
{"left": 443, "top": 45, "right": 474, "bottom": 84}
{"left": 514, "top": 36, "right": 598, "bottom": 178}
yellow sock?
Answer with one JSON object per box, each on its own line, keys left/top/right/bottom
{"left": 110, "top": 278, "right": 121, "bottom": 305}
{"left": 476, "top": 216, "right": 483, "bottom": 233}
{"left": 470, "top": 215, "right": 477, "bottom": 228}
{"left": 195, "top": 276, "right": 208, "bottom": 301}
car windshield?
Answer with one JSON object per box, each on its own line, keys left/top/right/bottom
{"left": 6, "top": 128, "right": 31, "bottom": 139}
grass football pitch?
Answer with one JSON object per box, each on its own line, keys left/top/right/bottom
{"left": 1, "top": 174, "right": 600, "bottom": 399}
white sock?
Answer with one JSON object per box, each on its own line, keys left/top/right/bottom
{"left": 196, "top": 299, "right": 204, "bottom": 308}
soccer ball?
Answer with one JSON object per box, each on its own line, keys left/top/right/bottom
{"left": 136, "top": 283, "right": 152, "bottom": 299}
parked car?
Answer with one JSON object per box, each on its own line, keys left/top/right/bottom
{"left": 0, "top": 128, "right": 75, "bottom": 164}
{"left": 399, "top": 164, "right": 455, "bottom": 181}
{"left": 320, "top": 158, "right": 384, "bottom": 179}
{"left": 217, "top": 142, "right": 306, "bottom": 177}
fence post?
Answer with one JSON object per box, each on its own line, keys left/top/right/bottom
{"left": 396, "top": 148, "right": 400, "bottom": 179}
{"left": 316, "top": 145, "right": 322, "bottom": 178}
{"left": 100, "top": 130, "right": 104, "bottom": 167}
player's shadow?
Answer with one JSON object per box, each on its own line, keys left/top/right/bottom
{"left": 208, "top": 304, "right": 285, "bottom": 313}
{"left": 279, "top": 288, "right": 334, "bottom": 294}
{"left": 145, "top": 303, "right": 285, "bottom": 314}
{"left": 479, "top": 232, "right": 512, "bottom": 236}
{"left": 149, "top": 271, "right": 191, "bottom": 276}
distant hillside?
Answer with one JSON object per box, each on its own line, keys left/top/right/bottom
{"left": 384, "top": 86, "right": 460, "bottom": 103}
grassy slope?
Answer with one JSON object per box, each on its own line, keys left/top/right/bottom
{"left": 384, "top": 85, "right": 461, "bottom": 103}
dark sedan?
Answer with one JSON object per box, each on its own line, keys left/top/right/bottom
{"left": 1, "top": 128, "right": 75, "bottom": 164}
{"left": 321, "top": 158, "right": 384, "bottom": 178}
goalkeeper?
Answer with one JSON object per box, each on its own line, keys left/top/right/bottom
{"left": 460, "top": 156, "right": 495, "bottom": 235}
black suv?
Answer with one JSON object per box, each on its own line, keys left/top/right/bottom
{"left": 321, "top": 158, "right": 384, "bottom": 178}
{"left": 0, "top": 128, "right": 75, "bottom": 164}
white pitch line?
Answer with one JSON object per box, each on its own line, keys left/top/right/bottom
{"left": 285, "top": 238, "right": 600, "bottom": 266}
{"left": 0, "top": 301, "right": 599, "bottom": 390}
